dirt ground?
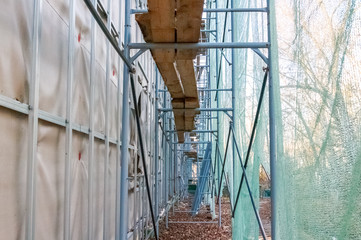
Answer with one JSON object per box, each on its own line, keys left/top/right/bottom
{"left": 154, "top": 196, "right": 271, "bottom": 240}
{"left": 156, "top": 197, "right": 232, "bottom": 240}
{"left": 259, "top": 198, "right": 272, "bottom": 239}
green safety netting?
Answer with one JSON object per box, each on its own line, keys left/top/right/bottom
{"left": 209, "top": 0, "right": 361, "bottom": 239}
{"left": 275, "top": 0, "right": 361, "bottom": 239}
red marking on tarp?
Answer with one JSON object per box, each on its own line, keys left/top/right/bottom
{"left": 113, "top": 69, "right": 115, "bottom": 76}
{"left": 78, "top": 33, "right": 81, "bottom": 42}
{"left": 78, "top": 152, "right": 81, "bottom": 161}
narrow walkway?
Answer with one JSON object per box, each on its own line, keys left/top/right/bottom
{"left": 154, "top": 197, "right": 272, "bottom": 240}
{"left": 157, "top": 197, "right": 232, "bottom": 239}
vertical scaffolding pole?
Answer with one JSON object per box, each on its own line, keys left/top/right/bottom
{"left": 196, "top": 145, "right": 199, "bottom": 180}
{"left": 166, "top": 114, "right": 173, "bottom": 228}
{"left": 103, "top": 0, "right": 112, "bottom": 238}
{"left": 267, "top": 0, "right": 277, "bottom": 239}
{"left": 231, "top": 0, "right": 236, "bottom": 207}
{"left": 230, "top": 0, "right": 239, "bottom": 239}
{"left": 173, "top": 140, "right": 176, "bottom": 213}
{"left": 115, "top": 2, "right": 123, "bottom": 238}
{"left": 165, "top": 94, "right": 169, "bottom": 229}
{"left": 120, "top": 0, "right": 131, "bottom": 238}
{"left": 154, "top": 69, "right": 159, "bottom": 233}
{"left": 26, "top": 0, "right": 41, "bottom": 239}
{"left": 174, "top": 143, "right": 177, "bottom": 198}
{"left": 215, "top": 0, "right": 222, "bottom": 227}
{"left": 163, "top": 87, "right": 168, "bottom": 207}
{"left": 64, "top": 0, "right": 75, "bottom": 238}
{"left": 87, "top": 0, "right": 97, "bottom": 238}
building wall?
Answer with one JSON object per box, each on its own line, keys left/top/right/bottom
{"left": 0, "top": 0, "right": 166, "bottom": 239}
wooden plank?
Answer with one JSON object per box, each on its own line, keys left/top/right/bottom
{"left": 135, "top": 13, "right": 153, "bottom": 42}
{"left": 174, "top": 0, "right": 203, "bottom": 125}
{"left": 148, "top": 0, "right": 176, "bottom": 42}
{"left": 184, "top": 109, "right": 196, "bottom": 130}
{"left": 173, "top": 109, "right": 185, "bottom": 132}
{"left": 185, "top": 97, "right": 199, "bottom": 109}
{"left": 136, "top": 0, "right": 185, "bottom": 100}
{"left": 176, "top": 0, "right": 204, "bottom": 42}
{"left": 171, "top": 98, "right": 185, "bottom": 109}
{"left": 136, "top": 0, "right": 205, "bottom": 137}
{"left": 157, "top": 62, "right": 184, "bottom": 98}
{"left": 175, "top": 0, "right": 204, "bottom": 59}
{"left": 175, "top": 60, "right": 198, "bottom": 98}
{"left": 177, "top": 131, "right": 185, "bottom": 143}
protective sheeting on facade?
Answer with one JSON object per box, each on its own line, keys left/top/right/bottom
{"left": 0, "top": 0, "right": 165, "bottom": 239}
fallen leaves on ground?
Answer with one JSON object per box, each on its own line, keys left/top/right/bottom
{"left": 155, "top": 197, "right": 232, "bottom": 240}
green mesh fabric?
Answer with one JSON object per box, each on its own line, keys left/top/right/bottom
{"left": 209, "top": 0, "right": 268, "bottom": 239}
{"left": 274, "top": 0, "right": 361, "bottom": 239}
{"left": 209, "top": 0, "right": 361, "bottom": 239}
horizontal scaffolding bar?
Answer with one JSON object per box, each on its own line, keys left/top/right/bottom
{"left": 159, "top": 108, "right": 233, "bottom": 112}
{"left": 176, "top": 141, "right": 211, "bottom": 144}
{"left": 203, "top": 8, "right": 267, "bottom": 12}
{"left": 198, "top": 88, "right": 232, "bottom": 92}
{"left": 128, "top": 42, "right": 270, "bottom": 50}
{"left": 130, "top": 9, "right": 147, "bottom": 14}
{"left": 131, "top": 8, "right": 268, "bottom": 14}
{"left": 167, "top": 130, "right": 217, "bottom": 133}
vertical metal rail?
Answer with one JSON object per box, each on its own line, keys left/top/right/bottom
{"left": 133, "top": 155, "right": 138, "bottom": 240}
{"left": 205, "top": 14, "right": 214, "bottom": 213}
{"left": 64, "top": 0, "right": 75, "bottom": 239}
{"left": 103, "top": 0, "right": 112, "bottom": 238}
{"left": 267, "top": 0, "right": 277, "bottom": 238}
{"left": 230, "top": 0, "right": 236, "bottom": 217}
{"left": 163, "top": 87, "right": 169, "bottom": 230}
{"left": 214, "top": 0, "right": 230, "bottom": 101}
{"left": 141, "top": 177, "right": 145, "bottom": 239}
{"left": 217, "top": 145, "right": 222, "bottom": 227}
{"left": 26, "top": 0, "right": 41, "bottom": 239}
{"left": 174, "top": 143, "right": 177, "bottom": 199}
{"left": 170, "top": 128, "right": 173, "bottom": 200}
{"left": 173, "top": 140, "right": 176, "bottom": 214}
{"left": 166, "top": 112, "right": 171, "bottom": 229}
{"left": 87, "top": 0, "right": 97, "bottom": 238}
{"left": 115, "top": 1, "right": 123, "bottom": 238}
{"left": 119, "top": 0, "right": 131, "bottom": 238}
{"left": 154, "top": 69, "right": 160, "bottom": 233}
{"left": 196, "top": 144, "right": 199, "bottom": 182}
{"left": 161, "top": 84, "right": 166, "bottom": 207}
{"left": 214, "top": 0, "right": 222, "bottom": 227}
{"left": 171, "top": 124, "right": 174, "bottom": 202}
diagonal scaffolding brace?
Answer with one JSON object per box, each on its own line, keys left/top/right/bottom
{"left": 233, "top": 69, "right": 269, "bottom": 217}
{"left": 129, "top": 73, "right": 159, "bottom": 240}
{"left": 231, "top": 127, "right": 267, "bottom": 240}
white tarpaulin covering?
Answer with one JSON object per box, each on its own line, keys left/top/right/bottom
{"left": 0, "top": 0, "right": 158, "bottom": 239}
